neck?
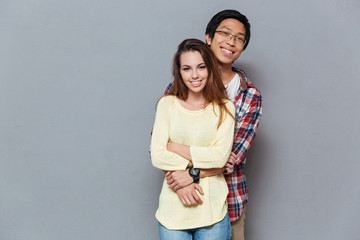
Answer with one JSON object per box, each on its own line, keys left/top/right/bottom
{"left": 219, "top": 63, "right": 235, "bottom": 86}
{"left": 186, "top": 92, "right": 208, "bottom": 106}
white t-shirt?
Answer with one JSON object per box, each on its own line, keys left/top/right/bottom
{"left": 225, "top": 73, "right": 241, "bottom": 101}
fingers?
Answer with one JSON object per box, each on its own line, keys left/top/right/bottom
{"left": 228, "top": 156, "right": 235, "bottom": 163}
{"left": 226, "top": 152, "right": 237, "bottom": 169}
{"left": 187, "top": 190, "right": 201, "bottom": 206}
{"left": 166, "top": 173, "right": 179, "bottom": 189}
{"left": 180, "top": 195, "right": 192, "bottom": 206}
{"left": 189, "top": 195, "right": 199, "bottom": 206}
{"left": 225, "top": 162, "right": 234, "bottom": 169}
{"left": 183, "top": 195, "right": 192, "bottom": 206}
{"left": 166, "top": 170, "right": 193, "bottom": 190}
{"left": 166, "top": 173, "right": 174, "bottom": 185}
{"left": 177, "top": 184, "right": 203, "bottom": 207}
{"left": 182, "top": 193, "right": 197, "bottom": 206}
{"left": 227, "top": 160, "right": 234, "bottom": 166}
{"left": 165, "top": 172, "right": 172, "bottom": 181}
{"left": 192, "top": 191, "right": 203, "bottom": 205}
{"left": 180, "top": 198, "right": 187, "bottom": 205}
{"left": 169, "top": 182, "right": 178, "bottom": 191}
{"left": 166, "top": 177, "right": 175, "bottom": 185}
{"left": 194, "top": 184, "right": 204, "bottom": 195}
{"left": 173, "top": 184, "right": 181, "bottom": 192}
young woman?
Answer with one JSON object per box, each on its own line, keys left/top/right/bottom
{"left": 151, "top": 38, "right": 235, "bottom": 239}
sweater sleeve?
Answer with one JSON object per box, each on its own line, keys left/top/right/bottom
{"left": 190, "top": 101, "right": 235, "bottom": 169}
{"left": 151, "top": 97, "right": 190, "bottom": 171}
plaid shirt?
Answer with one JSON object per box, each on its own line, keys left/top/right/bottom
{"left": 164, "top": 69, "right": 262, "bottom": 222}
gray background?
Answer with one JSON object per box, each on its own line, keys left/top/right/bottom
{"left": 1, "top": 0, "right": 359, "bottom": 239}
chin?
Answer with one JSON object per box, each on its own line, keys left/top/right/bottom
{"left": 219, "top": 58, "right": 235, "bottom": 66}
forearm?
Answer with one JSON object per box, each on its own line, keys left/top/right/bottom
{"left": 168, "top": 142, "right": 230, "bottom": 170}
{"left": 151, "top": 142, "right": 190, "bottom": 171}
{"left": 168, "top": 153, "right": 235, "bottom": 190}
{"left": 167, "top": 146, "right": 236, "bottom": 179}
{"left": 168, "top": 167, "right": 224, "bottom": 193}
{"left": 167, "top": 142, "right": 193, "bottom": 165}
{"left": 231, "top": 94, "right": 262, "bottom": 166}
{"left": 200, "top": 151, "right": 236, "bottom": 177}
{"left": 199, "top": 168, "right": 225, "bottom": 178}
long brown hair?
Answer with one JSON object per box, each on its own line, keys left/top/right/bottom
{"left": 168, "top": 38, "right": 234, "bottom": 128}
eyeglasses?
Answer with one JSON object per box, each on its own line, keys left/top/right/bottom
{"left": 215, "top": 30, "right": 245, "bottom": 45}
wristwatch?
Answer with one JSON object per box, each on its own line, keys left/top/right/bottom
{"left": 188, "top": 166, "right": 200, "bottom": 183}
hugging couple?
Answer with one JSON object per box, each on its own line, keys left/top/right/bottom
{"left": 150, "top": 9, "right": 262, "bottom": 240}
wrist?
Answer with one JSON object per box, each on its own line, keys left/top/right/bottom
{"left": 188, "top": 166, "right": 200, "bottom": 183}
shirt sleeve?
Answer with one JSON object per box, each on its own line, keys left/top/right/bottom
{"left": 151, "top": 97, "right": 190, "bottom": 171}
{"left": 164, "top": 82, "right": 174, "bottom": 95}
{"left": 224, "top": 93, "right": 262, "bottom": 174}
{"left": 190, "top": 102, "right": 235, "bottom": 169}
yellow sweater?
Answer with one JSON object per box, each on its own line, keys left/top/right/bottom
{"left": 151, "top": 95, "right": 235, "bottom": 230}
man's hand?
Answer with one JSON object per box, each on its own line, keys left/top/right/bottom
{"left": 225, "top": 152, "right": 237, "bottom": 171}
{"left": 176, "top": 183, "right": 204, "bottom": 207}
{"left": 166, "top": 170, "right": 193, "bottom": 191}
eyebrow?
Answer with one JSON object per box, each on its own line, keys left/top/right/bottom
{"left": 181, "top": 63, "right": 206, "bottom": 67}
{"left": 220, "top": 26, "right": 246, "bottom": 36}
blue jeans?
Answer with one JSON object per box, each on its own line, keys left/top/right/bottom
{"left": 158, "top": 214, "right": 231, "bottom": 240}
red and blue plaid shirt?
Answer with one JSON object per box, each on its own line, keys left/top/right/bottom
{"left": 164, "top": 69, "right": 262, "bottom": 222}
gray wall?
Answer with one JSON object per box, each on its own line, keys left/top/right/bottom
{"left": 1, "top": 0, "right": 359, "bottom": 239}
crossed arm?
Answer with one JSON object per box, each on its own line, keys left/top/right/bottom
{"left": 151, "top": 97, "right": 235, "bottom": 207}
{"left": 165, "top": 142, "right": 236, "bottom": 206}
{"left": 161, "top": 77, "right": 263, "bottom": 207}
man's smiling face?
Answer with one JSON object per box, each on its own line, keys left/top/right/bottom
{"left": 206, "top": 18, "right": 246, "bottom": 67}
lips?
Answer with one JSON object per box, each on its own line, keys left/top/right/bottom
{"left": 189, "top": 80, "right": 203, "bottom": 87}
{"left": 220, "top": 47, "right": 234, "bottom": 56}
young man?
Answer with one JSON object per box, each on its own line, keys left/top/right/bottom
{"left": 164, "top": 10, "right": 262, "bottom": 240}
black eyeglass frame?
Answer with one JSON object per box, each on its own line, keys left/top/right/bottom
{"left": 215, "top": 30, "right": 246, "bottom": 45}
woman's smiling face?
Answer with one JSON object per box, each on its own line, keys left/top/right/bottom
{"left": 180, "top": 51, "right": 208, "bottom": 95}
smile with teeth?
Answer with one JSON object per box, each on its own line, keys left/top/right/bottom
{"left": 189, "top": 79, "right": 203, "bottom": 87}
{"left": 221, "top": 47, "right": 234, "bottom": 56}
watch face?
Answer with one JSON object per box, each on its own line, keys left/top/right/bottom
{"left": 190, "top": 168, "right": 199, "bottom": 175}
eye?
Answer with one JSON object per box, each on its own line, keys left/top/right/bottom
{"left": 237, "top": 36, "right": 245, "bottom": 42}
{"left": 221, "top": 31, "right": 230, "bottom": 36}
{"left": 198, "top": 65, "right": 206, "bottom": 70}
{"left": 182, "top": 67, "right": 190, "bottom": 71}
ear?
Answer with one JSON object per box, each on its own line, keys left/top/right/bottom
{"left": 205, "top": 34, "right": 212, "bottom": 46}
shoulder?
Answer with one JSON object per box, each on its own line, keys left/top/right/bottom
{"left": 234, "top": 68, "right": 262, "bottom": 99}
{"left": 158, "top": 95, "right": 176, "bottom": 107}
{"left": 222, "top": 99, "right": 235, "bottom": 115}
{"left": 155, "top": 96, "right": 177, "bottom": 116}
{"left": 224, "top": 99, "right": 235, "bottom": 109}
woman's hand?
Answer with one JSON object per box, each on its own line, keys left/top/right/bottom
{"left": 176, "top": 183, "right": 204, "bottom": 207}
{"left": 166, "top": 170, "right": 193, "bottom": 191}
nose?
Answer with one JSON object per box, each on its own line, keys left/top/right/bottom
{"left": 192, "top": 69, "right": 199, "bottom": 79}
{"left": 227, "top": 36, "right": 236, "bottom": 46}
